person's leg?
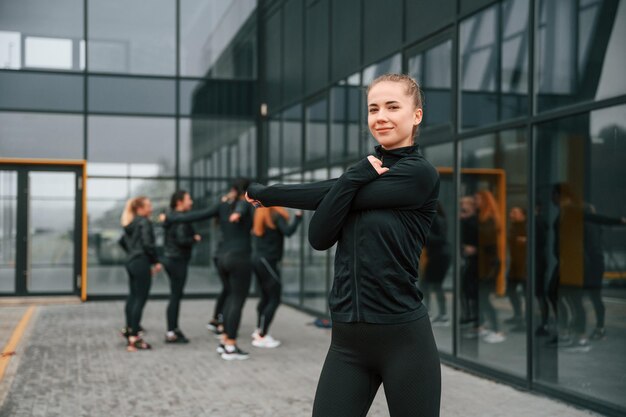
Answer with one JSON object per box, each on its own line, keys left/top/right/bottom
{"left": 433, "top": 281, "right": 447, "bottom": 317}
{"left": 588, "top": 288, "right": 605, "bottom": 329}
{"left": 124, "top": 264, "right": 135, "bottom": 329}
{"left": 312, "top": 324, "right": 382, "bottom": 417}
{"left": 479, "top": 281, "right": 499, "bottom": 332}
{"left": 222, "top": 254, "right": 252, "bottom": 341}
{"left": 252, "top": 256, "right": 270, "bottom": 330}
{"left": 165, "top": 259, "right": 188, "bottom": 332}
{"left": 507, "top": 279, "right": 523, "bottom": 320}
{"left": 213, "top": 256, "right": 229, "bottom": 324}
{"left": 257, "top": 258, "right": 282, "bottom": 337}
{"left": 380, "top": 317, "right": 441, "bottom": 417}
{"left": 130, "top": 258, "right": 152, "bottom": 335}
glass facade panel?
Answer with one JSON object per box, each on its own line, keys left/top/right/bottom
{"left": 87, "top": 115, "right": 176, "bottom": 177}
{"left": 458, "top": 128, "right": 528, "bottom": 376}
{"left": 330, "top": 75, "right": 361, "bottom": 163}
{"left": 407, "top": 40, "right": 453, "bottom": 128}
{"left": 0, "top": 0, "right": 84, "bottom": 72}
{"left": 282, "top": 104, "right": 303, "bottom": 174}
{"left": 268, "top": 115, "right": 281, "bottom": 178}
{"left": 534, "top": 104, "right": 626, "bottom": 408}
{"left": 305, "top": 98, "right": 328, "bottom": 164}
{"left": 421, "top": 143, "right": 455, "bottom": 354}
{"left": 0, "top": 72, "right": 83, "bottom": 112}
{"left": 88, "top": 76, "right": 175, "bottom": 115}
{"left": 537, "top": 0, "right": 626, "bottom": 111}
{"left": 87, "top": 0, "right": 175, "bottom": 75}
{"left": 180, "top": 0, "right": 257, "bottom": 78}
{"left": 460, "top": 1, "right": 529, "bottom": 129}
{"left": 0, "top": 112, "right": 84, "bottom": 159}
{"left": 282, "top": 173, "right": 304, "bottom": 306}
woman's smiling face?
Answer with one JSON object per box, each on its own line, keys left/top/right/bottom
{"left": 367, "top": 80, "right": 422, "bottom": 150}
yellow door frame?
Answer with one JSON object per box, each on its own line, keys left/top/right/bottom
{"left": 0, "top": 158, "right": 88, "bottom": 301}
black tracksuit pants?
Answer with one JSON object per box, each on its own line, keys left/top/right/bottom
{"left": 216, "top": 252, "right": 252, "bottom": 339}
{"left": 312, "top": 316, "right": 441, "bottom": 417}
{"left": 252, "top": 256, "right": 282, "bottom": 336}
{"left": 163, "top": 257, "right": 189, "bottom": 332}
{"left": 212, "top": 257, "right": 227, "bottom": 323}
{"left": 125, "top": 255, "right": 152, "bottom": 336}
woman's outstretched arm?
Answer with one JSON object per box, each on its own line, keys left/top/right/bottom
{"left": 308, "top": 157, "right": 383, "bottom": 250}
{"left": 247, "top": 179, "right": 336, "bottom": 210}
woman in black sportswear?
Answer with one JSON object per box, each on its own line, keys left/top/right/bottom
{"left": 251, "top": 207, "right": 303, "bottom": 348}
{"left": 120, "top": 196, "right": 162, "bottom": 352}
{"left": 246, "top": 74, "right": 441, "bottom": 417}
{"left": 165, "top": 179, "right": 254, "bottom": 360}
{"left": 162, "top": 190, "right": 202, "bottom": 344}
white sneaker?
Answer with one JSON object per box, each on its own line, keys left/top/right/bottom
{"left": 483, "top": 332, "right": 506, "bottom": 344}
{"left": 252, "top": 334, "right": 281, "bottom": 348}
{"left": 221, "top": 345, "right": 249, "bottom": 360}
{"left": 478, "top": 327, "right": 491, "bottom": 337}
{"left": 251, "top": 328, "right": 261, "bottom": 338}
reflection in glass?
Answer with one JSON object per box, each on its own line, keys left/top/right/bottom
{"left": 534, "top": 105, "right": 626, "bottom": 408}
{"left": 0, "top": 0, "right": 84, "bottom": 72}
{"left": 283, "top": 105, "right": 303, "bottom": 174}
{"left": 305, "top": 98, "right": 328, "bottom": 163}
{"left": 0, "top": 112, "right": 83, "bottom": 159}
{"left": 460, "top": 0, "right": 529, "bottom": 129}
{"left": 87, "top": 115, "right": 176, "bottom": 177}
{"left": 268, "top": 115, "right": 281, "bottom": 177}
{"left": 28, "top": 172, "right": 76, "bottom": 292}
{"left": 459, "top": 129, "right": 528, "bottom": 376}
{"left": 422, "top": 143, "right": 455, "bottom": 354}
{"left": 537, "top": 0, "right": 626, "bottom": 111}
{"left": 330, "top": 75, "right": 361, "bottom": 163}
{"left": 180, "top": 0, "right": 257, "bottom": 78}
{"left": 362, "top": 53, "right": 401, "bottom": 84}
{"left": 407, "top": 40, "right": 452, "bottom": 128}
{"left": 0, "top": 171, "right": 17, "bottom": 293}
{"left": 88, "top": 0, "right": 175, "bottom": 75}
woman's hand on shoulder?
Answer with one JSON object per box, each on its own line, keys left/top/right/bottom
{"left": 367, "top": 155, "right": 389, "bottom": 175}
{"left": 245, "top": 192, "right": 264, "bottom": 208}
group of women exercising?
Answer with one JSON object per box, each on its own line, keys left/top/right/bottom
{"left": 119, "top": 73, "right": 442, "bottom": 416}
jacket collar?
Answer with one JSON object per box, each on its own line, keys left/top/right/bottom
{"left": 374, "top": 144, "right": 420, "bottom": 166}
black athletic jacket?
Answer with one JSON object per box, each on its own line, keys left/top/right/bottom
{"left": 253, "top": 214, "right": 302, "bottom": 260}
{"left": 163, "top": 213, "right": 197, "bottom": 261}
{"left": 166, "top": 200, "right": 254, "bottom": 256}
{"left": 248, "top": 145, "right": 439, "bottom": 324}
{"left": 121, "top": 216, "right": 159, "bottom": 264}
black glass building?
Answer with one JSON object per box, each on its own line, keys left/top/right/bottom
{"left": 1, "top": 1, "right": 625, "bottom": 415}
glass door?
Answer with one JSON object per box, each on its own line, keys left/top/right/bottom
{"left": 0, "top": 165, "right": 83, "bottom": 296}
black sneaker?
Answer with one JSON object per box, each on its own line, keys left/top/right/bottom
{"left": 535, "top": 325, "right": 550, "bottom": 337}
{"left": 165, "top": 330, "right": 190, "bottom": 344}
{"left": 216, "top": 344, "right": 226, "bottom": 354}
{"left": 221, "top": 345, "right": 249, "bottom": 361}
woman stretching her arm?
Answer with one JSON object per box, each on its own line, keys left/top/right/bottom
{"left": 247, "top": 74, "right": 441, "bottom": 417}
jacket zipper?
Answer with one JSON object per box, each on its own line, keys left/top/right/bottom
{"left": 353, "top": 215, "right": 360, "bottom": 321}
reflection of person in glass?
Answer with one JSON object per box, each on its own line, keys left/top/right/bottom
{"left": 422, "top": 201, "right": 451, "bottom": 326}
{"left": 548, "top": 183, "right": 626, "bottom": 352}
{"left": 534, "top": 202, "right": 550, "bottom": 337}
{"left": 475, "top": 190, "right": 505, "bottom": 343}
{"left": 251, "top": 207, "right": 302, "bottom": 348}
{"left": 505, "top": 207, "right": 527, "bottom": 331}
{"left": 246, "top": 74, "right": 441, "bottom": 416}
{"left": 460, "top": 195, "right": 479, "bottom": 327}
{"left": 164, "top": 178, "right": 255, "bottom": 360}
{"left": 161, "top": 190, "right": 202, "bottom": 344}
{"left": 119, "top": 196, "right": 162, "bottom": 352}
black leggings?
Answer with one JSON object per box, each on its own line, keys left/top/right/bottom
{"left": 125, "top": 256, "right": 152, "bottom": 336}
{"left": 216, "top": 252, "right": 252, "bottom": 339}
{"left": 163, "top": 257, "right": 189, "bottom": 331}
{"left": 252, "top": 256, "right": 282, "bottom": 336}
{"left": 312, "top": 317, "right": 441, "bottom": 417}
{"left": 212, "top": 257, "right": 227, "bottom": 323}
